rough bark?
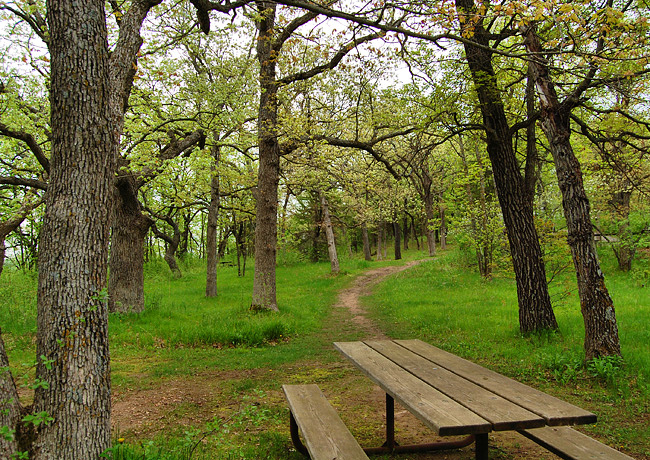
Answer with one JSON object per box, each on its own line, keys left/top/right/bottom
{"left": 109, "top": 176, "right": 153, "bottom": 313}
{"left": 33, "top": 1, "right": 114, "bottom": 457}
{"left": 523, "top": 26, "right": 620, "bottom": 358}
{"left": 362, "top": 223, "right": 372, "bottom": 261}
{"left": 0, "top": 329, "right": 22, "bottom": 457}
{"left": 455, "top": 0, "right": 558, "bottom": 332}
{"left": 320, "top": 192, "right": 340, "bottom": 274}
{"left": 206, "top": 141, "right": 221, "bottom": 297}
{"left": 109, "top": 130, "right": 203, "bottom": 310}
{"left": 251, "top": 1, "right": 280, "bottom": 311}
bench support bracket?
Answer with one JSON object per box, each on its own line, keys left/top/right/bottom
{"left": 289, "top": 411, "right": 309, "bottom": 457}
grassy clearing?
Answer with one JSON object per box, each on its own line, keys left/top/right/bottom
{"left": 2, "top": 246, "right": 649, "bottom": 459}
{"left": 366, "top": 247, "right": 650, "bottom": 458}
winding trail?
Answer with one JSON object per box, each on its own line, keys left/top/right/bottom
{"left": 332, "top": 260, "right": 423, "bottom": 340}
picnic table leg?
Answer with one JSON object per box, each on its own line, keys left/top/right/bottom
{"left": 475, "top": 433, "right": 488, "bottom": 460}
{"left": 385, "top": 393, "right": 396, "bottom": 450}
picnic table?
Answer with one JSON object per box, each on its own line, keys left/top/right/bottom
{"left": 333, "top": 339, "right": 598, "bottom": 460}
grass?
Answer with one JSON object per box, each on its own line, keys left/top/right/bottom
{"left": 365, "top": 246, "right": 650, "bottom": 458}
{"left": 2, "top": 245, "right": 649, "bottom": 459}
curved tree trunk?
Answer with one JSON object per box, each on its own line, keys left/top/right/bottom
{"left": 524, "top": 26, "right": 621, "bottom": 358}
{"left": 456, "top": 0, "right": 558, "bottom": 333}
{"left": 150, "top": 218, "right": 182, "bottom": 279}
{"left": 252, "top": 1, "right": 280, "bottom": 311}
{"left": 33, "top": 2, "right": 114, "bottom": 457}
{"left": 320, "top": 192, "right": 340, "bottom": 274}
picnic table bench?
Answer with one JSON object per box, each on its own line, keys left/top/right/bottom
{"left": 283, "top": 339, "right": 635, "bottom": 460}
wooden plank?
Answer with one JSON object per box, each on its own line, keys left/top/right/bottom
{"left": 519, "top": 426, "right": 634, "bottom": 460}
{"left": 282, "top": 384, "right": 369, "bottom": 460}
{"left": 396, "top": 339, "right": 597, "bottom": 426}
{"left": 365, "top": 340, "right": 546, "bottom": 431}
{"left": 334, "top": 341, "right": 492, "bottom": 436}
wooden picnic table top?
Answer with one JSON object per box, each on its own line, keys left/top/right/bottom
{"left": 334, "top": 339, "right": 597, "bottom": 437}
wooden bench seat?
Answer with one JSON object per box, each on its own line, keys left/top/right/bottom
{"left": 283, "top": 384, "right": 369, "bottom": 460}
{"left": 519, "top": 426, "right": 634, "bottom": 460}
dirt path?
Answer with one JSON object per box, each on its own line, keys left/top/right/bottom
{"left": 332, "top": 259, "right": 423, "bottom": 340}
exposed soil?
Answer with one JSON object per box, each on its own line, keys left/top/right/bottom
{"left": 111, "top": 260, "right": 565, "bottom": 459}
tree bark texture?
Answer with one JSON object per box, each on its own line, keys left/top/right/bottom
{"left": 523, "top": 26, "right": 621, "bottom": 358}
{"left": 320, "top": 193, "right": 340, "bottom": 274}
{"left": 109, "top": 176, "right": 153, "bottom": 313}
{"left": 33, "top": 2, "right": 114, "bottom": 457}
{"left": 206, "top": 142, "right": 221, "bottom": 297}
{"left": 0, "top": 328, "right": 22, "bottom": 456}
{"left": 252, "top": 1, "right": 280, "bottom": 311}
{"left": 456, "top": 0, "right": 558, "bottom": 332}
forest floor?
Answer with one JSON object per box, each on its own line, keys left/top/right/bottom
{"left": 111, "top": 260, "right": 580, "bottom": 459}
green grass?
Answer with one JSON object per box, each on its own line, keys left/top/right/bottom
{"left": 2, "top": 246, "right": 649, "bottom": 458}
{"left": 365, "top": 245, "right": 650, "bottom": 457}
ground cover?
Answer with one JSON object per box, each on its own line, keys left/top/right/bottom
{"left": 2, "top": 246, "right": 648, "bottom": 459}
{"left": 366, "top": 248, "right": 650, "bottom": 459}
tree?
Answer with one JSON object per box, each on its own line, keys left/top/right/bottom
{"left": 30, "top": 0, "right": 116, "bottom": 457}
{"left": 522, "top": 23, "right": 623, "bottom": 358}
{"left": 109, "top": 130, "right": 204, "bottom": 313}
{"left": 451, "top": 0, "right": 559, "bottom": 333}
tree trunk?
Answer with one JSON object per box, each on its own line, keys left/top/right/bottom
{"left": 456, "top": 0, "right": 558, "bottom": 332}
{"left": 393, "top": 221, "right": 402, "bottom": 260}
{"left": 403, "top": 212, "right": 409, "bottom": 250}
{"left": 411, "top": 214, "right": 420, "bottom": 250}
{"left": 376, "top": 224, "right": 383, "bottom": 261}
{"left": 523, "top": 26, "right": 620, "bottom": 358}
{"left": 178, "top": 211, "right": 192, "bottom": 257}
{"left": 0, "top": 328, "right": 22, "bottom": 457}
{"left": 611, "top": 190, "right": 634, "bottom": 272}
{"left": 320, "top": 192, "right": 340, "bottom": 274}
{"left": 423, "top": 191, "right": 437, "bottom": 257}
{"left": 150, "top": 218, "right": 182, "bottom": 278}
{"left": 206, "top": 141, "right": 221, "bottom": 297}
{"left": 32, "top": 2, "right": 113, "bottom": 457}
{"left": 251, "top": 1, "right": 280, "bottom": 311}
{"left": 439, "top": 206, "right": 447, "bottom": 250}
{"left": 109, "top": 176, "right": 153, "bottom": 313}
{"left": 362, "top": 223, "right": 372, "bottom": 261}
